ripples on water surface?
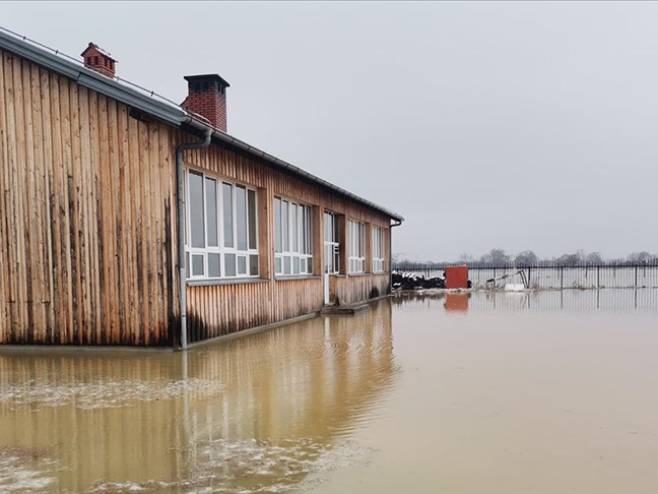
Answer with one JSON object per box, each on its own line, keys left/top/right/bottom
{"left": 1, "top": 290, "right": 658, "bottom": 493}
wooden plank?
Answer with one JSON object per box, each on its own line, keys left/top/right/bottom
{"left": 39, "top": 67, "right": 56, "bottom": 341}
{"left": 87, "top": 88, "right": 101, "bottom": 343}
{"left": 12, "top": 54, "right": 28, "bottom": 341}
{"left": 47, "top": 72, "right": 66, "bottom": 342}
{"left": 106, "top": 98, "right": 121, "bottom": 344}
{"left": 0, "top": 50, "right": 8, "bottom": 340}
{"left": 59, "top": 75, "right": 75, "bottom": 343}
{"left": 118, "top": 105, "right": 134, "bottom": 342}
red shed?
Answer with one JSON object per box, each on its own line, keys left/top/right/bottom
{"left": 445, "top": 265, "right": 469, "bottom": 289}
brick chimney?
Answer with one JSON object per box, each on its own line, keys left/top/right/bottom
{"left": 81, "top": 42, "right": 116, "bottom": 78}
{"left": 182, "top": 74, "right": 230, "bottom": 132}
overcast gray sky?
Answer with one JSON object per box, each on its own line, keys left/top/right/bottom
{"left": 3, "top": 1, "right": 657, "bottom": 261}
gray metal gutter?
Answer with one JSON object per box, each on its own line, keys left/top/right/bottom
{"left": 0, "top": 28, "right": 403, "bottom": 222}
{"left": 175, "top": 128, "right": 212, "bottom": 350}
{"left": 0, "top": 29, "right": 187, "bottom": 126}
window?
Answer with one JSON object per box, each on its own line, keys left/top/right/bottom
{"left": 274, "top": 198, "right": 313, "bottom": 276}
{"left": 348, "top": 220, "right": 366, "bottom": 274}
{"left": 372, "top": 227, "right": 385, "bottom": 273}
{"left": 324, "top": 212, "right": 340, "bottom": 274}
{"left": 185, "top": 169, "right": 258, "bottom": 279}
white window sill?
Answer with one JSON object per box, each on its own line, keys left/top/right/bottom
{"left": 275, "top": 275, "right": 321, "bottom": 281}
{"left": 187, "top": 277, "right": 268, "bottom": 287}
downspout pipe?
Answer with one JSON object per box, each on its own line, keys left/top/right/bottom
{"left": 175, "top": 126, "right": 212, "bottom": 350}
{"left": 389, "top": 218, "right": 403, "bottom": 293}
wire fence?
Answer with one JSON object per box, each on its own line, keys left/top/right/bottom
{"left": 392, "top": 262, "right": 658, "bottom": 289}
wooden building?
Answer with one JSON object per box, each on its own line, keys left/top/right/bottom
{"left": 0, "top": 29, "right": 403, "bottom": 348}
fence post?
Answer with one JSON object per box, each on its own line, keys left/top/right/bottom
{"left": 635, "top": 266, "right": 638, "bottom": 288}
{"left": 560, "top": 266, "right": 564, "bottom": 290}
{"left": 527, "top": 267, "right": 531, "bottom": 289}
{"left": 597, "top": 266, "right": 600, "bottom": 289}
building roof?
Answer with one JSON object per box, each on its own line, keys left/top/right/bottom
{"left": 0, "top": 27, "right": 403, "bottom": 222}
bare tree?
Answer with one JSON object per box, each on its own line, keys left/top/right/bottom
{"left": 514, "top": 250, "right": 538, "bottom": 267}
{"left": 628, "top": 251, "right": 656, "bottom": 263}
{"left": 556, "top": 251, "right": 585, "bottom": 266}
{"left": 480, "top": 248, "right": 510, "bottom": 266}
{"left": 585, "top": 251, "right": 603, "bottom": 264}
{"left": 459, "top": 253, "right": 475, "bottom": 263}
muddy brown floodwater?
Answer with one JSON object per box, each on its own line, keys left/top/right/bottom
{"left": 1, "top": 289, "right": 658, "bottom": 493}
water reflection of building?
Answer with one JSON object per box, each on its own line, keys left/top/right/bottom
{"left": 443, "top": 293, "right": 470, "bottom": 312}
{"left": 0, "top": 300, "right": 395, "bottom": 493}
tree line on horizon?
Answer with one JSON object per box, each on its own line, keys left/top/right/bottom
{"left": 393, "top": 249, "right": 658, "bottom": 268}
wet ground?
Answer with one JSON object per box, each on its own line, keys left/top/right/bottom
{"left": 1, "top": 289, "right": 658, "bottom": 493}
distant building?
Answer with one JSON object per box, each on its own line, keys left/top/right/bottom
{"left": 0, "top": 30, "right": 402, "bottom": 347}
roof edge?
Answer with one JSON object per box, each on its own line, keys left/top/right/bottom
{"left": 0, "top": 27, "right": 403, "bottom": 222}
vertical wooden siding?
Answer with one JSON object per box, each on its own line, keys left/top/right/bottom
{"left": 334, "top": 274, "right": 390, "bottom": 306}
{"left": 183, "top": 144, "right": 392, "bottom": 342}
{"left": 0, "top": 49, "right": 178, "bottom": 345}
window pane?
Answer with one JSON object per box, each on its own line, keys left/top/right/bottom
{"left": 275, "top": 256, "right": 282, "bottom": 274}
{"left": 223, "top": 183, "right": 233, "bottom": 247}
{"left": 185, "top": 252, "right": 190, "bottom": 278}
{"left": 358, "top": 224, "right": 363, "bottom": 256}
{"left": 348, "top": 221, "right": 353, "bottom": 256}
{"left": 351, "top": 221, "right": 355, "bottom": 257}
{"left": 274, "top": 198, "right": 282, "bottom": 253}
{"left": 293, "top": 256, "right": 300, "bottom": 274}
{"left": 192, "top": 254, "right": 204, "bottom": 276}
{"left": 298, "top": 205, "right": 303, "bottom": 254}
{"left": 206, "top": 178, "right": 218, "bottom": 247}
{"left": 358, "top": 223, "right": 366, "bottom": 257}
{"left": 284, "top": 256, "right": 291, "bottom": 274}
{"left": 282, "top": 201, "right": 289, "bottom": 251}
{"left": 225, "top": 253, "right": 236, "bottom": 276}
{"left": 236, "top": 186, "right": 247, "bottom": 250}
{"left": 307, "top": 256, "right": 313, "bottom": 273}
{"left": 291, "top": 204, "right": 298, "bottom": 253}
{"left": 189, "top": 171, "right": 205, "bottom": 248}
{"left": 208, "top": 253, "right": 221, "bottom": 277}
{"left": 305, "top": 207, "right": 312, "bottom": 254}
{"left": 248, "top": 189, "right": 257, "bottom": 250}
{"left": 249, "top": 255, "right": 259, "bottom": 276}
{"left": 237, "top": 255, "right": 247, "bottom": 275}
{"left": 300, "top": 257, "right": 306, "bottom": 274}
{"left": 359, "top": 223, "right": 366, "bottom": 257}
{"left": 301, "top": 207, "right": 306, "bottom": 253}
{"left": 324, "top": 212, "right": 330, "bottom": 241}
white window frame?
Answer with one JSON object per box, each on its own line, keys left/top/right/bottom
{"left": 185, "top": 169, "right": 259, "bottom": 280}
{"left": 274, "top": 197, "right": 313, "bottom": 276}
{"left": 372, "top": 226, "right": 385, "bottom": 273}
{"left": 348, "top": 219, "right": 366, "bottom": 274}
{"left": 324, "top": 211, "right": 340, "bottom": 275}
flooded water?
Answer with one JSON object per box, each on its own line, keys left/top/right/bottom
{"left": 1, "top": 289, "right": 658, "bottom": 493}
